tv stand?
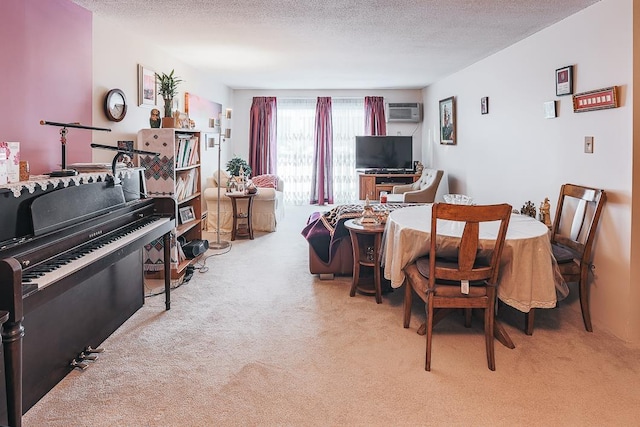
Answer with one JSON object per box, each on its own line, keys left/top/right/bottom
{"left": 358, "top": 172, "right": 419, "bottom": 200}
{"left": 364, "top": 168, "right": 407, "bottom": 174}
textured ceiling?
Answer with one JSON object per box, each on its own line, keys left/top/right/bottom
{"left": 71, "top": 0, "right": 600, "bottom": 90}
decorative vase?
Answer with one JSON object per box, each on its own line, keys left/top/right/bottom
{"left": 161, "top": 117, "right": 176, "bottom": 128}
{"left": 163, "top": 97, "right": 173, "bottom": 118}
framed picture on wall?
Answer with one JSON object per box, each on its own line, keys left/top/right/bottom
{"left": 203, "top": 133, "right": 216, "bottom": 151}
{"left": 544, "top": 100, "right": 557, "bottom": 119}
{"left": 572, "top": 86, "right": 618, "bottom": 113}
{"left": 138, "top": 64, "right": 157, "bottom": 107}
{"left": 555, "top": 65, "right": 574, "bottom": 96}
{"left": 439, "top": 96, "right": 456, "bottom": 145}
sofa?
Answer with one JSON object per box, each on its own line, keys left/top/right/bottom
{"left": 203, "top": 170, "right": 284, "bottom": 233}
{"left": 302, "top": 202, "right": 422, "bottom": 279}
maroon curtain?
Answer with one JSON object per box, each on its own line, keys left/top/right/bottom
{"left": 364, "top": 96, "right": 387, "bottom": 136}
{"left": 249, "top": 97, "right": 277, "bottom": 176}
{"left": 310, "top": 97, "right": 333, "bottom": 205}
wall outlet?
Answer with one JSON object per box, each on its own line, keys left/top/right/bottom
{"left": 584, "top": 136, "right": 594, "bottom": 153}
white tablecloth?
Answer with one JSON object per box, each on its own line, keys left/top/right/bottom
{"left": 382, "top": 205, "right": 567, "bottom": 312}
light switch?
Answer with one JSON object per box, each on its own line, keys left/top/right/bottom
{"left": 584, "top": 136, "right": 594, "bottom": 153}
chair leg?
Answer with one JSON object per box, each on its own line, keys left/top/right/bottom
{"left": 425, "top": 298, "right": 434, "bottom": 371}
{"left": 403, "top": 281, "right": 412, "bottom": 328}
{"left": 579, "top": 269, "right": 593, "bottom": 332}
{"left": 525, "top": 309, "right": 535, "bottom": 335}
{"left": 464, "top": 308, "right": 472, "bottom": 328}
{"left": 485, "top": 299, "right": 496, "bottom": 371}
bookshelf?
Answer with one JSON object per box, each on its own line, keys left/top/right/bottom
{"left": 137, "top": 128, "right": 202, "bottom": 280}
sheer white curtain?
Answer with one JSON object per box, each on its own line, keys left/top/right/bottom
{"left": 332, "top": 98, "right": 364, "bottom": 204}
{"left": 277, "top": 98, "right": 364, "bottom": 205}
{"left": 277, "top": 99, "right": 316, "bottom": 205}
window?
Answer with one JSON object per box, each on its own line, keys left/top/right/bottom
{"left": 277, "top": 98, "right": 364, "bottom": 205}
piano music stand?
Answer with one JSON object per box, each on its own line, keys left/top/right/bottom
{"left": 40, "top": 120, "right": 112, "bottom": 177}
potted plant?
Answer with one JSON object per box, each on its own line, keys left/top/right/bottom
{"left": 155, "top": 69, "right": 183, "bottom": 127}
{"left": 226, "top": 156, "right": 252, "bottom": 177}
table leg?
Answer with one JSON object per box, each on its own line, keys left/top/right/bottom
{"left": 493, "top": 322, "right": 515, "bottom": 349}
{"left": 373, "top": 233, "right": 382, "bottom": 304}
{"left": 349, "top": 230, "right": 359, "bottom": 298}
{"left": 247, "top": 197, "right": 254, "bottom": 240}
{"left": 230, "top": 198, "right": 238, "bottom": 241}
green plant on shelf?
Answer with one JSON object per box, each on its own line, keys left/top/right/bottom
{"left": 155, "top": 69, "right": 183, "bottom": 118}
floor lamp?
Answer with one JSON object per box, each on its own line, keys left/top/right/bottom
{"left": 209, "top": 129, "right": 231, "bottom": 250}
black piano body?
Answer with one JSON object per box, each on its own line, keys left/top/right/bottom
{"left": 0, "top": 171, "right": 175, "bottom": 427}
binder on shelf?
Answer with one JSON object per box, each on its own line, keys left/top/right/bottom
{"left": 175, "top": 168, "right": 199, "bottom": 201}
{"left": 175, "top": 136, "right": 199, "bottom": 168}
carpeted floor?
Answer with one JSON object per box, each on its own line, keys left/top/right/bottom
{"left": 23, "top": 204, "right": 640, "bottom": 426}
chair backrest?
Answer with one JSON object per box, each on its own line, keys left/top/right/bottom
{"left": 398, "top": 169, "right": 444, "bottom": 203}
{"left": 413, "top": 169, "right": 444, "bottom": 191}
{"left": 551, "top": 183, "right": 606, "bottom": 262}
{"left": 429, "top": 203, "right": 512, "bottom": 288}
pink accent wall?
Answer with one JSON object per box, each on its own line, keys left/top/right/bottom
{"left": 0, "top": 0, "right": 92, "bottom": 176}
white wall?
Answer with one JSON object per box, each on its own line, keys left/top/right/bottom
{"left": 230, "top": 89, "right": 424, "bottom": 167}
{"left": 423, "top": 0, "right": 635, "bottom": 341}
{"left": 87, "top": 16, "right": 233, "bottom": 210}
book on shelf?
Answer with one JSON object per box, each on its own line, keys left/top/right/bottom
{"left": 175, "top": 135, "right": 199, "bottom": 168}
{"left": 177, "top": 240, "right": 186, "bottom": 262}
{"left": 175, "top": 168, "right": 199, "bottom": 201}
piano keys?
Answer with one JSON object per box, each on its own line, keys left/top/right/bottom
{"left": 0, "top": 170, "right": 175, "bottom": 427}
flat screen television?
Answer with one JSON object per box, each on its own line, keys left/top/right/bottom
{"left": 355, "top": 135, "right": 413, "bottom": 170}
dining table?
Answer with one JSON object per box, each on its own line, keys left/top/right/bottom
{"left": 381, "top": 204, "right": 568, "bottom": 343}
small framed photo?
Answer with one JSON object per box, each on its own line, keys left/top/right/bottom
{"left": 544, "top": 101, "right": 557, "bottom": 119}
{"left": 439, "top": 96, "right": 456, "bottom": 145}
{"left": 178, "top": 206, "right": 195, "bottom": 224}
{"left": 480, "top": 97, "right": 489, "bottom": 115}
{"left": 555, "top": 65, "right": 574, "bottom": 96}
{"left": 204, "top": 133, "right": 216, "bottom": 151}
{"left": 138, "top": 64, "right": 157, "bottom": 107}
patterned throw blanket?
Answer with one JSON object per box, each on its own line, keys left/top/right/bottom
{"left": 301, "top": 203, "right": 422, "bottom": 265}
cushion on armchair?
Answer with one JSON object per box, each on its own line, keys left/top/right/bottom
{"left": 251, "top": 174, "right": 279, "bottom": 189}
{"left": 212, "top": 170, "right": 230, "bottom": 188}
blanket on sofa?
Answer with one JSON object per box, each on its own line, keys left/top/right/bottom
{"left": 301, "top": 203, "right": 422, "bottom": 265}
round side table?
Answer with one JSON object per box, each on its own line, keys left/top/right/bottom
{"left": 225, "top": 192, "right": 256, "bottom": 240}
{"left": 344, "top": 219, "right": 386, "bottom": 304}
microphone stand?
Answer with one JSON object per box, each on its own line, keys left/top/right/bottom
{"left": 40, "top": 120, "right": 111, "bottom": 177}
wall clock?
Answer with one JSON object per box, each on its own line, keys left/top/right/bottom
{"left": 104, "top": 88, "right": 127, "bottom": 122}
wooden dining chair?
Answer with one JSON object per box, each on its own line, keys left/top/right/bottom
{"left": 403, "top": 203, "right": 512, "bottom": 371}
{"left": 525, "top": 183, "right": 606, "bottom": 334}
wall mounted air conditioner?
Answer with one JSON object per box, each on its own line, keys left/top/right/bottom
{"left": 385, "top": 102, "right": 423, "bottom": 123}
